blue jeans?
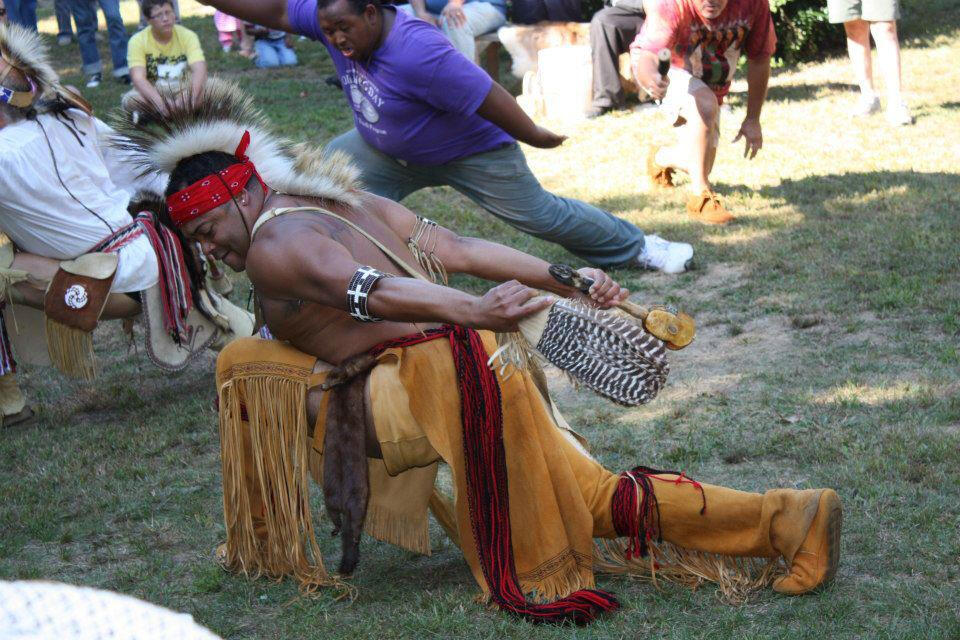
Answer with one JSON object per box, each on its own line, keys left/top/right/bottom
{"left": 71, "top": 0, "right": 129, "bottom": 77}
{"left": 398, "top": 2, "right": 505, "bottom": 61}
{"left": 5, "top": 0, "right": 38, "bottom": 31}
{"left": 254, "top": 39, "right": 298, "bottom": 68}
{"left": 55, "top": 0, "right": 74, "bottom": 37}
{"left": 327, "top": 129, "right": 645, "bottom": 267}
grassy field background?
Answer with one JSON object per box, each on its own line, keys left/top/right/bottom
{"left": 2, "top": 1, "right": 959, "bottom": 638}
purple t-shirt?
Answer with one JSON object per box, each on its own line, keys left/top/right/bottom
{"left": 287, "top": 2, "right": 514, "bottom": 165}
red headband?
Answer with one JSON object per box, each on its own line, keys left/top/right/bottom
{"left": 167, "top": 131, "right": 268, "bottom": 228}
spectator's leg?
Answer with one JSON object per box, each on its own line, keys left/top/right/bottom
{"left": 869, "top": 21, "right": 902, "bottom": 105}
{"left": 843, "top": 19, "right": 875, "bottom": 98}
{"left": 70, "top": 0, "right": 103, "bottom": 79}
{"left": 589, "top": 5, "right": 643, "bottom": 112}
{"left": 442, "top": 143, "right": 646, "bottom": 267}
{"left": 254, "top": 39, "right": 280, "bottom": 68}
{"left": 55, "top": 0, "right": 74, "bottom": 39}
{"left": 7, "top": 0, "right": 38, "bottom": 31}
{"left": 98, "top": 0, "right": 129, "bottom": 79}
{"left": 239, "top": 26, "right": 255, "bottom": 57}
{"left": 325, "top": 129, "right": 435, "bottom": 202}
{"left": 18, "top": 0, "right": 37, "bottom": 31}
{"left": 279, "top": 42, "right": 299, "bottom": 66}
{"left": 656, "top": 76, "right": 719, "bottom": 194}
{"left": 510, "top": 0, "right": 546, "bottom": 24}
{"left": 439, "top": 2, "right": 506, "bottom": 61}
{"left": 544, "top": 0, "right": 581, "bottom": 21}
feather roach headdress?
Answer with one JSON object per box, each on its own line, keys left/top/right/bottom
{"left": 0, "top": 23, "right": 77, "bottom": 111}
{"left": 110, "top": 77, "right": 360, "bottom": 225}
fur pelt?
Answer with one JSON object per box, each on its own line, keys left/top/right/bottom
{"left": 322, "top": 358, "right": 372, "bottom": 576}
{"left": 497, "top": 22, "right": 591, "bottom": 79}
{"left": 110, "top": 77, "right": 360, "bottom": 209}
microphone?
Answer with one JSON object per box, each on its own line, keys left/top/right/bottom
{"left": 657, "top": 48, "right": 671, "bottom": 78}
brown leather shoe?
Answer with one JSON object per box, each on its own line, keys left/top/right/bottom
{"left": 773, "top": 489, "right": 843, "bottom": 595}
{"left": 647, "top": 146, "right": 675, "bottom": 187}
{"left": 686, "top": 190, "right": 734, "bottom": 225}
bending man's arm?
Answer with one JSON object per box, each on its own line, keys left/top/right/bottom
{"left": 368, "top": 193, "right": 629, "bottom": 307}
{"left": 732, "top": 54, "right": 770, "bottom": 159}
{"left": 197, "top": 0, "right": 292, "bottom": 32}
{"left": 247, "top": 226, "right": 554, "bottom": 331}
{"left": 475, "top": 82, "right": 567, "bottom": 149}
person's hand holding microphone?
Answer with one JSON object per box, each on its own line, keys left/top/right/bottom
{"left": 643, "top": 48, "right": 672, "bottom": 102}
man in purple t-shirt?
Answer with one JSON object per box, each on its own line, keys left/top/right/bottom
{"left": 200, "top": 0, "right": 694, "bottom": 274}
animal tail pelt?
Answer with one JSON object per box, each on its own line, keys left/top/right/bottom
{"left": 322, "top": 361, "right": 371, "bottom": 575}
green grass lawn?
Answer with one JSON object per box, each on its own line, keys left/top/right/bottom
{"left": 2, "top": 1, "right": 959, "bottom": 638}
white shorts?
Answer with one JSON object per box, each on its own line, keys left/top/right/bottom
{"left": 660, "top": 67, "right": 721, "bottom": 148}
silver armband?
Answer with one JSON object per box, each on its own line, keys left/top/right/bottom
{"left": 346, "top": 266, "right": 392, "bottom": 322}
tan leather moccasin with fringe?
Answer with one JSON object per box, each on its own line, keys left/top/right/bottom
{"left": 686, "top": 190, "right": 734, "bottom": 225}
{"left": 773, "top": 489, "right": 843, "bottom": 595}
{"left": 647, "top": 146, "right": 675, "bottom": 188}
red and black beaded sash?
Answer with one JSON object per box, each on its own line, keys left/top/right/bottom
{"left": 369, "top": 325, "right": 619, "bottom": 625}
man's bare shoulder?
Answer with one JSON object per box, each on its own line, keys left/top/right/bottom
{"left": 246, "top": 214, "right": 335, "bottom": 285}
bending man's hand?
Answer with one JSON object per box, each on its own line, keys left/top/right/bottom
{"left": 470, "top": 280, "right": 555, "bottom": 332}
{"left": 733, "top": 117, "right": 762, "bottom": 159}
{"left": 577, "top": 267, "right": 629, "bottom": 309}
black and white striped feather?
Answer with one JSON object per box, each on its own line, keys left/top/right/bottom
{"left": 534, "top": 299, "right": 668, "bottom": 406}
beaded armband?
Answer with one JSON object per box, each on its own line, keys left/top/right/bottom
{"left": 346, "top": 266, "right": 392, "bottom": 322}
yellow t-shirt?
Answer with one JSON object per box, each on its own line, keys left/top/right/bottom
{"left": 127, "top": 25, "right": 205, "bottom": 87}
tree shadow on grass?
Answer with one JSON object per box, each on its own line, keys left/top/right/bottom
{"left": 747, "top": 170, "right": 960, "bottom": 316}
{"left": 760, "top": 82, "right": 859, "bottom": 104}
{"left": 899, "top": 0, "right": 960, "bottom": 48}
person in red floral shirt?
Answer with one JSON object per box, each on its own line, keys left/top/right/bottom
{"left": 631, "top": 0, "right": 775, "bottom": 224}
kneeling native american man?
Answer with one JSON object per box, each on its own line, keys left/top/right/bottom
{"left": 115, "top": 79, "right": 843, "bottom": 624}
{"left": 0, "top": 24, "right": 253, "bottom": 426}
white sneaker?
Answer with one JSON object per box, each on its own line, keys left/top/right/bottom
{"left": 886, "top": 101, "right": 914, "bottom": 126}
{"left": 85, "top": 73, "right": 101, "bottom": 88}
{"left": 851, "top": 93, "right": 880, "bottom": 117}
{"left": 637, "top": 234, "right": 694, "bottom": 274}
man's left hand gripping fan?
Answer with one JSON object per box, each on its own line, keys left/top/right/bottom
{"left": 44, "top": 253, "right": 118, "bottom": 381}
{"left": 492, "top": 264, "right": 696, "bottom": 407}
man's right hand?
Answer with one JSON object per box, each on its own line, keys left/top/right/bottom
{"left": 469, "top": 281, "right": 555, "bottom": 332}
{"left": 527, "top": 126, "right": 567, "bottom": 149}
{"left": 637, "top": 51, "right": 670, "bottom": 101}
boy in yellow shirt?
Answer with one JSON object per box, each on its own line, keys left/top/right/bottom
{"left": 126, "top": 0, "right": 206, "bottom": 112}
